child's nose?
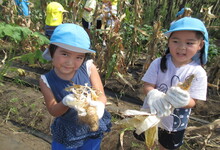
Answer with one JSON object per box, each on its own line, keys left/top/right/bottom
{"left": 179, "top": 42, "right": 187, "bottom": 50}
{"left": 66, "top": 58, "right": 74, "bottom": 66}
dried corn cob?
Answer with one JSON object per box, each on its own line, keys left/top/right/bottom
{"left": 65, "top": 83, "right": 101, "bottom": 131}
{"left": 178, "top": 74, "right": 195, "bottom": 90}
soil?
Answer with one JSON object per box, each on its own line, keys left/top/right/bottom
{"left": 0, "top": 64, "right": 219, "bottom": 150}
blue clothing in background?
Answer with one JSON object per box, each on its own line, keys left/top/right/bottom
{"left": 14, "top": 0, "right": 30, "bottom": 16}
{"left": 44, "top": 25, "right": 58, "bottom": 39}
{"left": 44, "top": 60, "right": 112, "bottom": 149}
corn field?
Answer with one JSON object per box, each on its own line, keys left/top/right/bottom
{"left": 0, "top": 0, "right": 219, "bottom": 83}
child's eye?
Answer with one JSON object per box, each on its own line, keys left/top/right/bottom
{"left": 77, "top": 57, "right": 84, "bottom": 60}
{"left": 187, "top": 42, "right": 193, "bottom": 45}
{"left": 62, "top": 53, "right": 68, "bottom": 56}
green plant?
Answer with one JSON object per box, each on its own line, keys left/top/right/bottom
{"left": 18, "top": 49, "right": 48, "bottom": 65}
{"left": 10, "top": 107, "right": 18, "bottom": 115}
{"left": 13, "top": 77, "right": 27, "bottom": 86}
{"left": 10, "top": 98, "right": 19, "bottom": 103}
{"left": 0, "top": 22, "right": 31, "bottom": 43}
{"left": 30, "top": 103, "right": 36, "bottom": 110}
{"left": 111, "top": 114, "right": 122, "bottom": 123}
{"left": 131, "top": 142, "right": 144, "bottom": 149}
{"left": 208, "top": 38, "right": 220, "bottom": 61}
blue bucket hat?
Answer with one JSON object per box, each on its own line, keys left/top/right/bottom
{"left": 43, "top": 23, "right": 95, "bottom": 60}
{"left": 164, "top": 17, "right": 209, "bottom": 64}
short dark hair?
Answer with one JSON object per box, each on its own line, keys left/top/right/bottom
{"left": 49, "top": 44, "right": 58, "bottom": 58}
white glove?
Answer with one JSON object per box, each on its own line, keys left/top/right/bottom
{"left": 143, "top": 89, "right": 172, "bottom": 117}
{"left": 165, "top": 86, "right": 190, "bottom": 108}
{"left": 62, "top": 94, "right": 87, "bottom": 116}
{"left": 89, "top": 100, "right": 105, "bottom": 119}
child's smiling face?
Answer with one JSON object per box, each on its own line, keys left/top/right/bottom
{"left": 168, "top": 30, "right": 204, "bottom": 67}
{"left": 52, "top": 47, "right": 86, "bottom": 80}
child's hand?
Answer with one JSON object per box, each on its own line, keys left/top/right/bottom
{"left": 165, "top": 86, "right": 190, "bottom": 108}
{"left": 143, "top": 89, "right": 172, "bottom": 117}
{"left": 62, "top": 94, "right": 87, "bottom": 116}
{"left": 62, "top": 94, "right": 75, "bottom": 106}
{"left": 89, "top": 100, "right": 105, "bottom": 119}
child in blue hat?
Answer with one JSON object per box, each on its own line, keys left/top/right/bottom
{"left": 40, "top": 23, "right": 111, "bottom": 150}
{"left": 141, "top": 17, "right": 209, "bottom": 149}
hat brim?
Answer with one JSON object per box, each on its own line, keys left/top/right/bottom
{"left": 42, "top": 42, "right": 96, "bottom": 61}
{"left": 42, "top": 48, "right": 51, "bottom": 61}
{"left": 61, "top": 10, "right": 68, "bottom": 12}
{"left": 164, "top": 28, "right": 205, "bottom": 38}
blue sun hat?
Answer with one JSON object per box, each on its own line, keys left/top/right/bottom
{"left": 43, "top": 23, "right": 95, "bottom": 60}
{"left": 164, "top": 17, "right": 209, "bottom": 64}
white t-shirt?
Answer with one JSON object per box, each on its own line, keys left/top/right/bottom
{"left": 142, "top": 54, "right": 207, "bottom": 131}
{"left": 82, "top": 0, "right": 97, "bottom": 23}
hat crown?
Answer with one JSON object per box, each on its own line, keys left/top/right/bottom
{"left": 50, "top": 23, "right": 94, "bottom": 53}
{"left": 169, "top": 17, "right": 207, "bottom": 34}
{"left": 42, "top": 23, "right": 95, "bottom": 61}
{"left": 46, "top": 2, "right": 66, "bottom": 13}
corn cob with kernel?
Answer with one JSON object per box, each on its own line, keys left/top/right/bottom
{"left": 178, "top": 74, "right": 195, "bottom": 90}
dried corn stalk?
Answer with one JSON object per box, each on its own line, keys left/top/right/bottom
{"left": 65, "top": 83, "right": 102, "bottom": 131}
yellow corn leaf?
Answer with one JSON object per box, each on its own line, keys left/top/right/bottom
{"left": 145, "top": 125, "right": 158, "bottom": 149}
{"left": 17, "top": 68, "right": 26, "bottom": 76}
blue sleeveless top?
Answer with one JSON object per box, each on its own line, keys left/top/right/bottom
{"left": 44, "top": 61, "right": 111, "bottom": 148}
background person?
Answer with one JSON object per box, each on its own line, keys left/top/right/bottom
{"left": 82, "top": 0, "right": 97, "bottom": 38}
{"left": 44, "top": 2, "right": 68, "bottom": 39}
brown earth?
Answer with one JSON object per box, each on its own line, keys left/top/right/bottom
{"left": 0, "top": 24, "right": 219, "bottom": 150}
{"left": 0, "top": 64, "right": 219, "bottom": 150}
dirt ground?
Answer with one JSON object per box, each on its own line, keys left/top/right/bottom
{"left": 0, "top": 79, "right": 146, "bottom": 150}
{"left": 0, "top": 67, "right": 219, "bottom": 150}
{"left": 0, "top": 116, "right": 51, "bottom": 150}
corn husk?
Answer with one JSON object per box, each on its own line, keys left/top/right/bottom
{"left": 145, "top": 125, "right": 158, "bottom": 149}
{"left": 65, "top": 83, "right": 101, "bottom": 131}
{"left": 116, "top": 110, "right": 160, "bottom": 149}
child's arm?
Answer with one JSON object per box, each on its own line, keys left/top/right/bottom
{"left": 90, "top": 63, "right": 107, "bottom": 104}
{"left": 183, "top": 98, "right": 197, "bottom": 108}
{"left": 143, "top": 82, "right": 156, "bottom": 95}
{"left": 84, "top": 7, "right": 93, "bottom": 12}
{"left": 88, "top": 63, "right": 106, "bottom": 119}
{"left": 39, "top": 79, "right": 69, "bottom": 117}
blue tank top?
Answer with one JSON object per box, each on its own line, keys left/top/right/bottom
{"left": 44, "top": 61, "right": 111, "bottom": 148}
